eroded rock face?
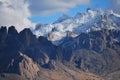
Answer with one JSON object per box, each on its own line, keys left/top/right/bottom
{"left": 8, "top": 26, "right": 18, "bottom": 36}
{"left": 0, "top": 26, "right": 120, "bottom": 80}
{"left": 59, "top": 29, "right": 120, "bottom": 76}
{"left": 19, "top": 53, "right": 40, "bottom": 80}
{"left": 19, "top": 28, "right": 37, "bottom": 48}
{"left": 0, "top": 26, "right": 7, "bottom": 43}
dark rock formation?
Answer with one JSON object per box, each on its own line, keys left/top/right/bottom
{"left": 19, "top": 28, "right": 37, "bottom": 48}
{"left": 59, "top": 29, "right": 120, "bottom": 76}
{"left": 0, "top": 26, "right": 120, "bottom": 80}
{"left": 0, "top": 26, "right": 57, "bottom": 77}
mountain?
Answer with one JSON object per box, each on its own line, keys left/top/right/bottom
{"left": 0, "top": 9, "right": 120, "bottom": 80}
{"left": 34, "top": 9, "right": 120, "bottom": 45}
{"left": 0, "top": 26, "right": 104, "bottom": 80}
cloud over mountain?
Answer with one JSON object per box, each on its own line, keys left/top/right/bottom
{"left": 0, "top": 0, "right": 35, "bottom": 31}
{"left": 28, "top": 0, "right": 90, "bottom": 16}
{"left": 0, "top": 0, "right": 90, "bottom": 31}
{"left": 1, "top": 0, "right": 120, "bottom": 31}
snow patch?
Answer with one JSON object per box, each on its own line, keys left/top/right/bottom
{"left": 34, "top": 9, "right": 120, "bottom": 45}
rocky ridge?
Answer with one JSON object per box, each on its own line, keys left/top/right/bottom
{"left": 0, "top": 22, "right": 120, "bottom": 80}
{"left": 34, "top": 9, "right": 120, "bottom": 45}
{"left": 0, "top": 26, "right": 106, "bottom": 80}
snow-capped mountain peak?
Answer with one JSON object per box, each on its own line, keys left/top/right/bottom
{"left": 34, "top": 9, "right": 120, "bottom": 45}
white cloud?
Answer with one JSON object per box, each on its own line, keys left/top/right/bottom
{"left": 0, "top": 0, "right": 35, "bottom": 32}
{"left": 109, "top": 0, "right": 120, "bottom": 13}
{"left": 28, "top": 0, "right": 90, "bottom": 16}
{"left": 0, "top": 0, "right": 90, "bottom": 31}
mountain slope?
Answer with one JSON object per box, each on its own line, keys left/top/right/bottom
{"left": 0, "top": 26, "right": 104, "bottom": 80}
{"left": 58, "top": 29, "right": 120, "bottom": 75}
{"left": 0, "top": 9, "right": 120, "bottom": 80}
{"left": 34, "top": 9, "right": 120, "bottom": 45}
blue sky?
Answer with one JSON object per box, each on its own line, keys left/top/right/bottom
{"left": 0, "top": 0, "right": 119, "bottom": 31}
{"left": 29, "top": 0, "right": 108, "bottom": 24}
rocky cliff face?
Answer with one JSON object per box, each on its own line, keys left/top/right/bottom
{"left": 0, "top": 26, "right": 57, "bottom": 80}
{"left": 0, "top": 26, "right": 120, "bottom": 80}
{"left": 59, "top": 29, "right": 120, "bottom": 75}
{"left": 19, "top": 53, "right": 40, "bottom": 80}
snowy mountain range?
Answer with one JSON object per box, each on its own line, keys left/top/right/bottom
{"left": 1, "top": 8, "right": 120, "bottom": 80}
{"left": 34, "top": 8, "right": 120, "bottom": 45}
